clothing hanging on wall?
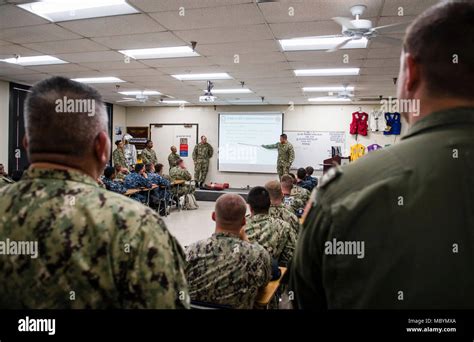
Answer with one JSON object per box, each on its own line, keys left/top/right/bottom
{"left": 369, "top": 110, "right": 385, "bottom": 132}
{"left": 384, "top": 112, "right": 402, "bottom": 135}
{"left": 350, "top": 143, "right": 366, "bottom": 162}
{"left": 367, "top": 144, "right": 383, "bottom": 152}
{"left": 349, "top": 111, "right": 369, "bottom": 136}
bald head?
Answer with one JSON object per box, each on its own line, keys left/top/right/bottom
{"left": 213, "top": 194, "right": 247, "bottom": 232}
{"left": 171, "top": 146, "right": 177, "bottom": 153}
{"left": 265, "top": 180, "right": 283, "bottom": 204}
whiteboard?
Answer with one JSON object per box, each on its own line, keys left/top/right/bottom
{"left": 284, "top": 131, "right": 346, "bottom": 171}
{"left": 150, "top": 124, "right": 198, "bottom": 174}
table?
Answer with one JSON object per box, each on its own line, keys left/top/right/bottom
{"left": 255, "top": 267, "right": 287, "bottom": 308}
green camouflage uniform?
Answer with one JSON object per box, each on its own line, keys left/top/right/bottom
{"left": 269, "top": 203, "right": 300, "bottom": 237}
{"left": 112, "top": 148, "right": 127, "bottom": 169}
{"left": 170, "top": 166, "right": 195, "bottom": 196}
{"left": 262, "top": 142, "right": 295, "bottom": 179}
{"left": 244, "top": 213, "right": 296, "bottom": 267}
{"left": 291, "top": 185, "right": 311, "bottom": 205}
{"left": 141, "top": 147, "right": 158, "bottom": 165}
{"left": 0, "top": 176, "right": 14, "bottom": 189}
{"left": 0, "top": 167, "right": 189, "bottom": 309}
{"left": 168, "top": 152, "right": 181, "bottom": 170}
{"left": 192, "top": 143, "right": 214, "bottom": 183}
{"left": 283, "top": 194, "right": 305, "bottom": 217}
{"left": 185, "top": 231, "right": 271, "bottom": 309}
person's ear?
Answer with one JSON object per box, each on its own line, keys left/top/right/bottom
{"left": 404, "top": 53, "right": 421, "bottom": 95}
{"left": 94, "top": 131, "right": 110, "bottom": 166}
{"left": 212, "top": 211, "right": 216, "bottom": 222}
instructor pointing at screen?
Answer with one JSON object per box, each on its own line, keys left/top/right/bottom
{"left": 262, "top": 133, "right": 295, "bottom": 179}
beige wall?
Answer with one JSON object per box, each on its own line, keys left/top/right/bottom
{"left": 0, "top": 81, "right": 9, "bottom": 173}
{"left": 125, "top": 104, "right": 407, "bottom": 188}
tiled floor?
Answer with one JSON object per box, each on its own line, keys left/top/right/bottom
{"left": 162, "top": 201, "right": 216, "bottom": 248}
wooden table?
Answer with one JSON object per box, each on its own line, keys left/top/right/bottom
{"left": 255, "top": 267, "right": 287, "bottom": 308}
{"left": 124, "top": 188, "right": 141, "bottom": 196}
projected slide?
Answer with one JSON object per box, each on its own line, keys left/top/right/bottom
{"left": 218, "top": 113, "right": 283, "bottom": 173}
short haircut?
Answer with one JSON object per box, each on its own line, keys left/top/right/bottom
{"left": 114, "top": 164, "right": 122, "bottom": 171}
{"left": 176, "top": 159, "right": 183, "bottom": 165}
{"left": 297, "top": 168, "right": 306, "bottom": 180}
{"left": 247, "top": 186, "right": 270, "bottom": 214}
{"left": 281, "top": 175, "right": 294, "bottom": 190}
{"left": 146, "top": 139, "right": 152, "bottom": 144}
{"left": 306, "top": 166, "right": 314, "bottom": 176}
{"left": 25, "top": 76, "right": 107, "bottom": 157}
{"left": 115, "top": 140, "right": 122, "bottom": 146}
{"left": 135, "top": 163, "right": 144, "bottom": 173}
{"left": 265, "top": 180, "right": 283, "bottom": 201}
{"left": 104, "top": 166, "right": 115, "bottom": 178}
{"left": 289, "top": 173, "right": 296, "bottom": 183}
{"left": 155, "top": 163, "right": 164, "bottom": 173}
{"left": 145, "top": 163, "right": 153, "bottom": 172}
{"left": 403, "top": 1, "right": 474, "bottom": 99}
{"left": 214, "top": 194, "right": 247, "bottom": 230}
{"left": 280, "top": 134, "right": 287, "bottom": 139}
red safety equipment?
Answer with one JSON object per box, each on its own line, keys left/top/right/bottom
{"left": 349, "top": 112, "right": 369, "bottom": 136}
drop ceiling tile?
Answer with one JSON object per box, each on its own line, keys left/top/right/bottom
{"left": 270, "top": 20, "right": 339, "bottom": 39}
{"left": 140, "top": 56, "right": 216, "bottom": 68}
{"left": 0, "top": 24, "right": 81, "bottom": 44}
{"left": 128, "top": 0, "right": 251, "bottom": 12}
{"left": 80, "top": 60, "right": 148, "bottom": 70}
{"left": 59, "top": 14, "right": 165, "bottom": 38}
{"left": 22, "top": 39, "right": 109, "bottom": 54}
{"left": 207, "top": 52, "right": 286, "bottom": 65}
{"left": 0, "top": 4, "right": 49, "bottom": 29}
{"left": 196, "top": 40, "right": 280, "bottom": 56}
{"left": 0, "top": 44, "right": 43, "bottom": 58}
{"left": 91, "top": 32, "right": 185, "bottom": 50}
{"left": 381, "top": 0, "right": 440, "bottom": 16}
{"left": 27, "top": 63, "right": 93, "bottom": 73}
{"left": 174, "top": 24, "right": 273, "bottom": 44}
{"left": 55, "top": 51, "right": 124, "bottom": 63}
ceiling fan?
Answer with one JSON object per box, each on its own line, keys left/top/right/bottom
{"left": 117, "top": 93, "right": 150, "bottom": 103}
{"left": 330, "top": 84, "right": 354, "bottom": 100}
{"left": 328, "top": 4, "right": 410, "bottom": 52}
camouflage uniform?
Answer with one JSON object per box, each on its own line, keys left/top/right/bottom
{"left": 291, "top": 185, "right": 311, "bottom": 205}
{"left": 269, "top": 203, "right": 300, "bottom": 237}
{"left": 141, "top": 147, "right": 158, "bottom": 166}
{"left": 283, "top": 194, "right": 305, "bottom": 218}
{"left": 185, "top": 231, "right": 271, "bottom": 309}
{"left": 124, "top": 172, "right": 153, "bottom": 204}
{"left": 170, "top": 166, "right": 195, "bottom": 197}
{"left": 262, "top": 142, "right": 295, "bottom": 179}
{"left": 115, "top": 171, "right": 127, "bottom": 182}
{"left": 168, "top": 152, "right": 181, "bottom": 170}
{"left": 192, "top": 143, "right": 213, "bottom": 183}
{"left": 0, "top": 176, "right": 14, "bottom": 189}
{"left": 112, "top": 148, "right": 127, "bottom": 169}
{"left": 0, "top": 167, "right": 189, "bottom": 309}
{"left": 102, "top": 177, "right": 127, "bottom": 194}
{"left": 244, "top": 214, "right": 296, "bottom": 267}
{"left": 147, "top": 172, "right": 171, "bottom": 202}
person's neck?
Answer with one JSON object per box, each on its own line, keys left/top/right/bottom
{"left": 408, "top": 95, "right": 474, "bottom": 125}
{"left": 271, "top": 199, "right": 282, "bottom": 206}
{"left": 282, "top": 188, "right": 291, "bottom": 196}
{"left": 215, "top": 226, "right": 241, "bottom": 238}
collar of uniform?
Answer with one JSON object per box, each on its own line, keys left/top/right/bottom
{"left": 24, "top": 167, "right": 99, "bottom": 187}
{"left": 402, "top": 106, "right": 474, "bottom": 140}
{"left": 270, "top": 203, "right": 285, "bottom": 209}
{"left": 250, "top": 213, "right": 269, "bottom": 222}
{"left": 213, "top": 231, "right": 241, "bottom": 239}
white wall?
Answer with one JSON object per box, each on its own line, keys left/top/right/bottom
{"left": 125, "top": 104, "right": 407, "bottom": 188}
{"left": 112, "top": 104, "right": 126, "bottom": 133}
{"left": 0, "top": 81, "right": 9, "bottom": 173}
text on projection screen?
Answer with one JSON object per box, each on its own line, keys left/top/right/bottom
{"left": 218, "top": 113, "right": 283, "bottom": 173}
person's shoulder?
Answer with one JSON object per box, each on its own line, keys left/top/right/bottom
{"left": 318, "top": 144, "right": 413, "bottom": 205}
{"left": 270, "top": 216, "right": 291, "bottom": 228}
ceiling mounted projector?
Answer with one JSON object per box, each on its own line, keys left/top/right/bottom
{"left": 200, "top": 80, "right": 216, "bottom": 102}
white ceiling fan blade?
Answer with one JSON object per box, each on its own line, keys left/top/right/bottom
{"left": 326, "top": 38, "right": 353, "bottom": 52}
{"left": 373, "top": 35, "right": 402, "bottom": 46}
{"left": 332, "top": 16, "right": 356, "bottom": 30}
{"left": 116, "top": 98, "right": 136, "bottom": 103}
{"left": 372, "top": 21, "right": 411, "bottom": 34}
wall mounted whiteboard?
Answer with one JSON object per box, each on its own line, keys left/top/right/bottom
{"left": 284, "top": 131, "right": 346, "bottom": 171}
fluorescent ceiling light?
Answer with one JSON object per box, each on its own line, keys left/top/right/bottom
{"left": 119, "top": 90, "right": 161, "bottom": 96}
{"left": 18, "top": 0, "right": 139, "bottom": 22}
{"left": 303, "top": 86, "right": 355, "bottom": 92}
{"left": 308, "top": 97, "right": 351, "bottom": 102}
{"left": 280, "top": 37, "right": 368, "bottom": 51}
{"left": 172, "top": 73, "right": 232, "bottom": 81}
{"left": 294, "top": 68, "right": 360, "bottom": 76}
{"left": 228, "top": 99, "right": 266, "bottom": 104}
{"left": 72, "top": 77, "right": 125, "bottom": 84}
{"left": 0, "top": 55, "right": 67, "bottom": 66}
{"left": 208, "top": 88, "right": 252, "bottom": 94}
{"left": 160, "top": 100, "right": 189, "bottom": 104}
{"left": 119, "top": 46, "right": 199, "bottom": 59}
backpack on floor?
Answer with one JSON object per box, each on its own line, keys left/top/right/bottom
{"left": 184, "top": 194, "right": 199, "bottom": 210}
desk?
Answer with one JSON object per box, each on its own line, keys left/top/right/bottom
{"left": 124, "top": 189, "right": 141, "bottom": 196}
{"left": 172, "top": 179, "right": 185, "bottom": 186}
{"left": 255, "top": 267, "right": 287, "bottom": 308}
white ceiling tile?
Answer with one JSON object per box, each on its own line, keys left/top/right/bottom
{"left": 285, "top": 49, "right": 368, "bottom": 62}
{"left": 0, "top": 4, "right": 49, "bottom": 29}
{"left": 140, "top": 56, "right": 216, "bottom": 68}
{"left": 150, "top": 3, "right": 263, "bottom": 30}
{"left": 381, "top": 0, "right": 441, "bottom": 16}
{"left": 196, "top": 40, "right": 280, "bottom": 56}
{"left": 157, "top": 65, "right": 228, "bottom": 75}
{"left": 3, "top": 73, "right": 49, "bottom": 84}
{"left": 58, "top": 14, "right": 166, "bottom": 38}
{"left": 174, "top": 24, "right": 273, "bottom": 44}
{"left": 270, "top": 20, "right": 339, "bottom": 39}
{"left": 22, "top": 39, "right": 109, "bottom": 54}
{"left": 0, "top": 24, "right": 81, "bottom": 44}
{"left": 81, "top": 60, "right": 148, "bottom": 70}
{"left": 0, "top": 44, "right": 43, "bottom": 58}
{"left": 91, "top": 32, "right": 185, "bottom": 50}
{"left": 55, "top": 51, "right": 124, "bottom": 63}
{"left": 207, "top": 52, "right": 286, "bottom": 65}
{"left": 27, "top": 63, "right": 93, "bottom": 73}
{"left": 128, "top": 0, "right": 252, "bottom": 12}
{"left": 0, "top": 63, "right": 38, "bottom": 75}
{"left": 367, "top": 48, "right": 403, "bottom": 59}
{"left": 101, "top": 68, "right": 165, "bottom": 76}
